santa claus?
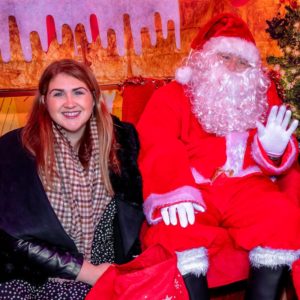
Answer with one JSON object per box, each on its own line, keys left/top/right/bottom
{"left": 137, "top": 13, "right": 300, "bottom": 299}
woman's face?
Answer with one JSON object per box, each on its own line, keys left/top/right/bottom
{"left": 46, "top": 73, "right": 94, "bottom": 146}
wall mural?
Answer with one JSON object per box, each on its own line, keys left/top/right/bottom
{"left": 0, "top": 0, "right": 180, "bottom": 62}
{"left": 0, "top": 0, "right": 284, "bottom": 89}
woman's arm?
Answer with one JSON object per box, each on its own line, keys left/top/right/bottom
{"left": 1, "top": 229, "right": 111, "bottom": 285}
{"left": 0, "top": 229, "right": 82, "bottom": 282}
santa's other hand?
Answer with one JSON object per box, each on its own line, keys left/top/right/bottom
{"left": 256, "top": 105, "right": 299, "bottom": 157}
{"left": 161, "top": 202, "right": 205, "bottom": 228}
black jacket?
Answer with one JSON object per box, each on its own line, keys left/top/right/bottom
{"left": 0, "top": 116, "right": 144, "bottom": 284}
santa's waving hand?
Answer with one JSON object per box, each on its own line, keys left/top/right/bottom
{"left": 257, "top": 105, "right": 299, "bottom": 158}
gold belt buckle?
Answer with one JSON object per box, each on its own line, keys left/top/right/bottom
{"left": 211, "top": 168, "right": 234, "bottom": 182}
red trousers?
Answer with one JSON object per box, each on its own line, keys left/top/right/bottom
{"left": 142, "top": 175, "right": 300, "bottom": 254}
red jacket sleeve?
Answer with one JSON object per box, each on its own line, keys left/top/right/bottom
{"left": 137, "top": 82, "right": 205, "bottom": 224}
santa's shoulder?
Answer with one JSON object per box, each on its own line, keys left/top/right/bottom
{"left": 143, "top": 80, "right": 191, "bottom": 116}
{"left": 151, "top": 80, "right": 187, "bottom": 102}
{"left": 160, "top": 80, "right": 185, "bottom": 93}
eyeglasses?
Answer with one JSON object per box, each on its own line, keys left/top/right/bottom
{"left": 217, "top": 52, "right": 252, "bottom": 73}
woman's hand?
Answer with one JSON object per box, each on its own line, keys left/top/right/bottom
{"left": 76, "top": 260, "right": 111, "bottom": 286}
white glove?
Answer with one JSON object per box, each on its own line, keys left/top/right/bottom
{"left": 257, "top": 105, "right": 299, "bottom": 157}
{"left": 161, "top": 202, "right": 205, "bottom": 228}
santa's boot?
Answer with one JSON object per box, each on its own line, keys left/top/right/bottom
{"left": 244, "top": 265, "right": 286, "bottom": 300}
{"left": 245, "top": 246, "right": 299, "bottom": 300}
{"left": 176, "top": 247, "right": 210, "bottom": 300}
{"left": 292, "top": 259, "right": 300, "bottom": 298}
{"left": 183, "top": 273, "right": 209, "bottom": 300}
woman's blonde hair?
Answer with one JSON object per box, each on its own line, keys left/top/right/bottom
{"left": 22, "top": 59, "right": 118, "bottom": 195}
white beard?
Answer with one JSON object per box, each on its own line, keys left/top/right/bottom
{"left": 186, "top": 52, "right": 270, "bottom": 136}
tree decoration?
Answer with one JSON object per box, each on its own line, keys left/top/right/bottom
{"left": 265, "top": 4, "right": 300, "bottom": 139}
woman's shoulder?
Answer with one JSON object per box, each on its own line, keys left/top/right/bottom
{"left": 0, "top": 128, "right": 22, "bottom": 150}
{"left": 112, "top": 115, "right": 134, "bottom": 129}
{"left": 0, "top": 127, "right": 22, "bottom": 141}
{"left": 0, "top": 128, "right": 27, "bottom": 162}
{"left": 112, "top": 116, "right": 138, "bottom": 139}
{"left": 112, "top": 115, "right": 139, "bottom": 153}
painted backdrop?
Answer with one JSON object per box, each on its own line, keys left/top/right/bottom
{"left": 0, "top": 0, "right": 287, "bottom": 88}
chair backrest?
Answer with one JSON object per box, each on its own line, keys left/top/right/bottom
{"left": 121, "top": 77, "right": 167, "bottom": 125}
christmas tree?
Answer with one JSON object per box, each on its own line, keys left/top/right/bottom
{"left": 265, "top": 3, "right": 300, "bottom": 140}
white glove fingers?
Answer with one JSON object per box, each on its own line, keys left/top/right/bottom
{"left": 266, "top": 106, "right": 278, "bottom": 127}
{"left": 275, "top": 105, "right": 287, "bottom": 125}
{"left": 169, "top": 206, "right": 178, "bottom": 226}
{"left": 161, "top": 202, "right": 204, "bottom": 228}
{"left": 161, "top": 207, "right": 170, "bottom": 225}
{"left": 186, "top": 204, "right": 195, "bottom": 225}
{"left": 177, "top": 205, "right": 188, "bottom": 228}
{"left": 256, "top": 121, "right": 265, "bottom": 137}
{"left": 281, "top": 109, "right": 292, "bottom": 130}
{"left": 193, "top": 203, "right": 206, "bottom": 212}
{"left": 287, "top": 119, "right": 299, "bottom": 137}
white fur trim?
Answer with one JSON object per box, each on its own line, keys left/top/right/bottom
{"left": 249, "top": 246, "right": 300, "bottom": 268}
{"left": 143, "top": 186, "right": 205, "bottom": 225}
{"left": 203, "top": 36, "right": 260, "bottom": 67}
{"left": 176, "top": 247, "right": 209, "bottom": 276}
{"left": 191, "top": 167, "right": 211, "bottom": 184}
{"left": 251, "top": 135, "right": 297, "bottom": 175}
{"left": 175, "top": 66, "right": 193, "bottom": 84}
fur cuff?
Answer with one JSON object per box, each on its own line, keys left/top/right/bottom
{"left": 176, "top": 247, "right": 208, "bottom": 276}
{"left": 143, "top": 186, "right": 205, "bottom": 225}
{"left": 249, "top": 246, "right": 300, "bottom": 268}
{"left": 251, "top": 135, "right": 297, "bottom": 175}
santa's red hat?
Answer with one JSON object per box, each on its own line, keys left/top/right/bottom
{"left": 176, "top": 13, "right": 261, "bottom": 84}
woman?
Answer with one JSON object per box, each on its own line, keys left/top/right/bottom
{"left": 0, "top": 59, "right": 144, "bottom": 299}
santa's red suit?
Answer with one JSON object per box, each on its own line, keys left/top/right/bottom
{"left": 86, "top": 13, "right": 300, "bottom": 299}
{"left": 137, "top": 79, "right": 300, "bottom": 255}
